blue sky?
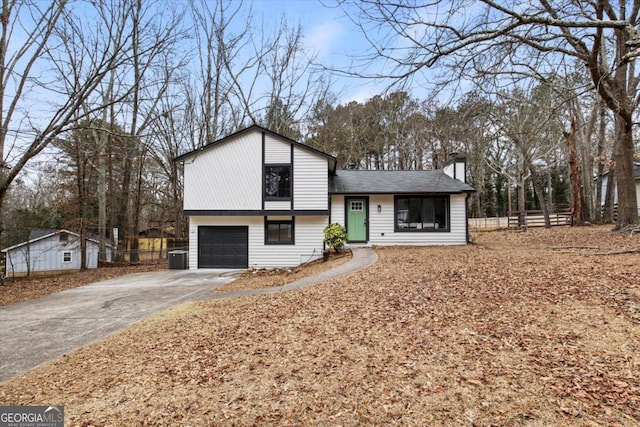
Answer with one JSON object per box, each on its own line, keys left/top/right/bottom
{"left": 248, "top": 0, "right": 400, "bottom": 103}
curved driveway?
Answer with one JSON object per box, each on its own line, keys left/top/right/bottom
{"left": 0, "top": 269, "right": 240, "bottom": 382}
{"left": 0, "top": 248, "right": 377, "bottom": 383}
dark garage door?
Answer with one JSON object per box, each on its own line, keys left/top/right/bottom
{"left": 198, "top": 226, "right": 248, "bottom": 268}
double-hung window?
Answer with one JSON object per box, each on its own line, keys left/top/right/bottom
{"left": 395, "top": 196, "right": 449, "bottom": 232}
{"left": 265, "top": 164, "right": 292, "bottom": 200}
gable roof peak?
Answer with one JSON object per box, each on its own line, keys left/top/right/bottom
{"left": 173, "top": 124, "right": 337, "bottom": 170}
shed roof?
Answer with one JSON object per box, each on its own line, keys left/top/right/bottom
{"left": 329, "top": 169, "right": 475, "bottom": 194}
{"left": 2, "top": 229, "right": 103, "bottom": 253}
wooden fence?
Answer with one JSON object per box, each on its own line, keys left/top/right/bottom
{"left": 469, "top": 210, "right": 573, "bottom": 231}
{"left": 107, "top": 238, "right": 188, "bottom": 262}
{"left": 507, "top": 210, "right": 572, "bottom": 229}
{"left": 468, "top": 217, "right": 510, "bottom": 231}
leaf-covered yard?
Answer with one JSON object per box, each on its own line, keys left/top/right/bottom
{"left": 1, "top": 226, "right": 639, "bottom": 426}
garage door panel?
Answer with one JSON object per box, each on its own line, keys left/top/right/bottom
{"left": 198, "top": 226, "right": 248, "bottom": 268}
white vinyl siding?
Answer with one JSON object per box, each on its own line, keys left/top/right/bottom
{"left": 253, "top": 216, "right": 326, "bottom": 267}
{"left": 183, "top": 133, "right": 262, "bottom": 211}
{"left": 330, "top": 194, "right": 468, "bottom": 246}
{"left": 330, "top": 195, "right": 345, "bottom": 224}
{"left": 456, "top": 162, "right": 466, "bottom": 183}
{"left": 4, "top": 234, "right": 104, "bottom": 276}
{"left": 265, "top": 200, "right": 291, "bottom": 210}
{"left": 264, "top": 135, "right": 291, "bottom": 163}
{"left": 294, "top": 148, "right": 329, "bottom": 210}
{"left": 600, "top": 177, "right": 640, "bottom": 214}
{"left": 189, "top": 216, "right": 327, "bottom": 269}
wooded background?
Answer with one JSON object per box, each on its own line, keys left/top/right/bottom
{"left": 1, "top": 0, "right": 639, "bottom": 264}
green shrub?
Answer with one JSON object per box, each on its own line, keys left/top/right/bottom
{"left": 324, "top": 223, "right": 348, "bottom": 252}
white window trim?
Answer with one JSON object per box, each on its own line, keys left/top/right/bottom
{"left": 62, "top": 251, "right": 72, "bottom": 263}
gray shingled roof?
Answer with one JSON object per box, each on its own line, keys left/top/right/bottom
{"left": 28, "top": 229, "right": 59, "bottom": 240}
{"left": 329, "top": 169, "right": 475, "bottom": 194}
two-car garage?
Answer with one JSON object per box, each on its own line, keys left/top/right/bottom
{"left": 197, "top": 226, "right": 248, "bottom": 269}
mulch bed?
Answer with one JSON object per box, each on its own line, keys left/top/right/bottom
{"left": 212, "top": 250, "right": 352, "bottom": 293}
{"left": 0, "top": 225, "right": 638, "bottom": 426}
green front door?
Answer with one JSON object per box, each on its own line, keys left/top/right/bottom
{"left": 346, "top": 198, "right": 367, "bottom": 242}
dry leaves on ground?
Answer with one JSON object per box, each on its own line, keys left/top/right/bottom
{"left": 0, "top": 225, "right": 639, "bottom": 426}
{"left": 0, "top": 262, "right": 166, "bottom": 306}
{"left": 213, "top": 250, "right": 352, "bottom": 293}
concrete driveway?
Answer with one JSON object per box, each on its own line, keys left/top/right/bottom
{"left": 0, "top": 269, "right": 240, "bottom": 382}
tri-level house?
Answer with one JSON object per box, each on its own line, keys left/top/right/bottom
{"left": 174, "top": 125, "right": 474, "bottom": 269}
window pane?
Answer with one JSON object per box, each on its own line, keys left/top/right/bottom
{"left": 267, "top": 223, "right": 280, "bottom": 242}
{"left": 422, "top": 198, "right": 434, "bottom": 228}
{"left": 280, "top": 224, "right": 292, "bottom": 240}
{"left": 265, "top": 165, "right": 291, "bottom": 198}
{"left": 434, "top": 198, "right": 447, "bottom": 229}
{"left": 277, "top": 167, "right": 290, "bottom": 197}
{"left": 408, "top": 198, "right": 422, "bottom": 228}
{"left": 397, "top": 198, "right": 409, "bottom": 228}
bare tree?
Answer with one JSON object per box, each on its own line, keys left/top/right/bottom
{"left": 490, "top": 85, "right": 566, "bottom": 227}
{"left": 339, "top": 0, "right": 639, "bottom": 228}
{"left": 50, "top": 0, "right": 185, "bottom": 261}
{"left": 116, "top": 0, "right": 185, "bottom": 261}
{"left": 0, "top": 0, "right": 152, "bottom": 248}
{"left": 0, "top": 1, "right": 68, "bottom": 247}
{"left": 190, "top": 0, "right": 248, "bottom": 144}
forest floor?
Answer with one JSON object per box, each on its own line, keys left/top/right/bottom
{"left": 1, "top": 225, "right": 639, "bottom": 426}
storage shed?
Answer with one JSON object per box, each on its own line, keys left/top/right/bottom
{"left": 1, "top": 229, "right": 111, "bottom": 277}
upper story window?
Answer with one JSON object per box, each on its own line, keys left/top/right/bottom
{"left": 265, "top": 164, "right": 291, "bottom": 200}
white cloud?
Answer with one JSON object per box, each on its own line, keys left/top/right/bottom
{"left": 305, "top": 20, "right": 344, "bottom": 59}
{"left": 343, "top": 86, "right": 373, "bottom": 104}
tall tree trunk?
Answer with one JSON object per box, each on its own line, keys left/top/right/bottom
{"left": 580, "top": 112, "right": 596, "bottom": 223}
{"left": 603, "top": 168, "right": 615, "bottom": 223}
{"left": 594, "top": 104, "right": 606, "bottom": 223}
{"left": 528, "top": 162, "right": 551, "bottom": 228}
{"left": 97, "top": 129, "right": 107, "bottom": 261}
{"left": 565, "top": 117, "right": 583, "bottom": 226}
{"left": 129, "top": 150, "right": 145, "bottom": 262}
{"left": 96, "top": 68, "right": 116, "bottom": 261}
{"left": 546, "top": 166, "right": 553, "bottom": 213}
{"left": 507, "top": 176, "right": 512, "bottom": 219}
{"left": 75, "top": 135, "right": 88, "bottom": 271}
{"left": 121, "top": 0, "right": 141, "bottom": 262}
{"left": 517, "top": 174, "right": 526, "bottom": 227}
{"left": 612, "top": 115, "right": 638, "bottom": 229}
